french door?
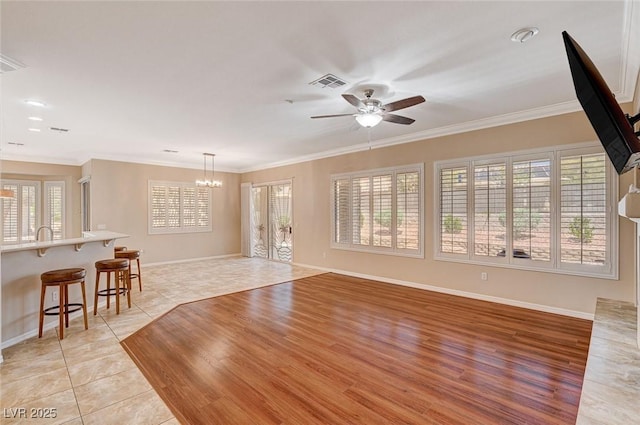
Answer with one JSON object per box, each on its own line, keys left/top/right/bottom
{"left": 251, "top": 181, "right": 293, "bottom": 262}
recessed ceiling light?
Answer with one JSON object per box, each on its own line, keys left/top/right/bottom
{"left": 28, "top": 116, "right": 43, "bottom": 121}
{"left": 28, "top": 128, "right": 41, "bottom": 132}
{"left": 25, "top": 99, "right": 46, "bottom": 107}
{"left": 511, "top": 27, "right": 539, "bottom": 43}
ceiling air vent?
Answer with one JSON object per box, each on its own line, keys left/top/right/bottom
{"left": 0, "top": 54, "right": 25, "bottom": 73}
{"left": 309, "top": 73, "right": 348, "bottom": 89}
{"left": 50, "top": 127, "right": 69, "bottom": 132}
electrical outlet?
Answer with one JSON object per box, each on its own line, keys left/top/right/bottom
{"left": 480, "top": 272, "right": 488, "bottom": 281}
{"left": 52, "top": 291, "right": 58, "bottom": 301}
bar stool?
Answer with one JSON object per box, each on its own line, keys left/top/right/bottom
{"left": 94, "top": 258, "right": 131, "bottom": 315}
{"left": 39, "top": 268, "right": 88, "bottom": 340}
{"left": 115, "top": 249, "right": 143, "bottom": 291}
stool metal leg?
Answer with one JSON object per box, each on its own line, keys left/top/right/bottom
{"left": 115, "top": 270, "right": 121, "bottom": 314}
{"left": 58, "top": 282, "right": 65, "bottom": 340}
{"left": 106, "top": 272, "right": 111, "bottom": 310}
{"left": 136, "top": 258, "right": 142, "bottom": 291}
{"left": 64, "top": 282, "right": 70, "bottom": 329}
{"left": 94, "top": 271, "right": 100, "bottom": 315}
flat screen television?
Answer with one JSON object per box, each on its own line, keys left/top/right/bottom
{"left": 563, "top": 31, "right": 640, "bottom": 175}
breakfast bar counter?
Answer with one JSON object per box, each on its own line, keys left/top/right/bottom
{"left": 1, "top": 231, "right": 129, "bottom": 350}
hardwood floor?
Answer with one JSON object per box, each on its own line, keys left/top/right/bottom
{"left": 121, "top": 273, "right": 592, "bottom": 425}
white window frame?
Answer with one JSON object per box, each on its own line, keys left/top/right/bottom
{"left": 148, "top": 180, "right": 212, "bottom": 235}
{"left": 330, "top": 163, "right": 424, "bottom": 258}
{"left": 434, "top": 142, "right": 618, "bottom": 279}
{"left": 0, "top": 180, "right": 67, "bottom": 245}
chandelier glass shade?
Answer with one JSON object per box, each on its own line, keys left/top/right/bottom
{"left": 0, "top": 189, "right": 15, "bottom": 199}
{"left": 196, "top": 153, "right": 222, "bottom": 188}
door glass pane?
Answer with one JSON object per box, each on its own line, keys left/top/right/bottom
{"left": 252, "top": 187, "right": 268, "bottom": 259}
{"left": 269, "top": 183, "right": 292, "bottom": 262}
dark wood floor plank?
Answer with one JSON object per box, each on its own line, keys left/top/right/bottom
{"left": 122, "top": 273, "right": 592, "bottom": 425}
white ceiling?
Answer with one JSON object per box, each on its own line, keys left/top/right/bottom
{"left": 1, "top": 1, "right": 639, "bottom": 173}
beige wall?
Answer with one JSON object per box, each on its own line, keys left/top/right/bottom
{"left": 242, "top": 108, "right": 637, "bottom": 316}
{"left": 0, "top": 160, "right": 83, "bottom": 238}
{"left": 85, "top": 159, "right": 240, "bottom": 264}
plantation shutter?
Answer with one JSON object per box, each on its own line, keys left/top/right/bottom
{"left": 439, "top": 166, "right": 468, "bottom": 255}
{"left": 372, "top": 174, "right": 392, "bottom": 248}
{"left": 1, "top": 181, "right": 41, "bottom": 244}
{"left": 332, "top": 178, "right": 350, "bottom": 244}
{"left": 151, "top": 185, "right": 168, "bottom": 229}
{"left": 197, "top": 187, "right": 210, "bottom": 228}
{"left": 44, "top": 181, "right": 65, "bottom": 240}
{"left": 149, "top": 181, "right": 212, "bottom": 234}
{"left": 182, "top": 187, "right": 196, "bottom": 228}
{"left": 474, "top": 163, "right": 506, "bottom": 257}
{"left": 396, "top": 171, "right": 420, "bottom": 250}
{"left": 331, "top": 164, "right": 423, "bottom": 256}
{"left": 559, "top": 153, "right": 607, "bottom": 266}
{"left": 352, "top": 177, "right": 370, "bottom": 246}
{"left": 2, "top": 183, "right": 19, "bottom": 243}
{"left": 512, "top": 159, "right": 551, "bottom": 262}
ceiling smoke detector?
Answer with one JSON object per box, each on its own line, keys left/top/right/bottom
{"left": 511, "top": 27, "right": 539, "bottom": 43}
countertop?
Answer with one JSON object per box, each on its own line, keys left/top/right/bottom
{"left": 576, "top": 298, "right": 640, "bottom": 424}
{"left": 0, "top": 231, "right": 129, "bottom": 254}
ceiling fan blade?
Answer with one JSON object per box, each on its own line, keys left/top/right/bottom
{"left": 311, "top": 113, "right": 355, "bottom": 119}
{"left": 382, "top": 95, "right": 425, "bottom": 112}
{"left": 342, "top": 94, "right": 364, "bottom": 109}
{"left": 382, "top": 114, "right": 415, "bottom": 125}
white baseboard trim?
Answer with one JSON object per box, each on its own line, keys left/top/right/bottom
{"left": 293, "top": 262, "right": 594, "bottom": 321}
{"left": 1, "top": 298, "right": 108, "bottom": 351}
{"left": 144, "top": 253, "right": 242, "bottom": 267}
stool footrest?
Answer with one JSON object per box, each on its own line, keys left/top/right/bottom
{"left": 43, "top": 303, "right": 85, "bottom": 316}
{"left": 97, "top": 288, "right": 128, "bottom": 297}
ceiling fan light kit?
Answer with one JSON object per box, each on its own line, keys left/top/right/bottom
{"left": 355, "top": 113, "right": 383, "bottom": 128}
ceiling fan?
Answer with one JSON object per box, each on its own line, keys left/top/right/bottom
{"left": 311, "top": 89, "right": 425, "bottom": 128}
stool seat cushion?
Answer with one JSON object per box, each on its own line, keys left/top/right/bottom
{"left": 95, "top": 258, "right": 129, "bottom": 271}
{"left": 41, "top": 268, "right": 86, "bottom": 284}
{"left": 115, "top": 249, "right": 141, "bottom": 260}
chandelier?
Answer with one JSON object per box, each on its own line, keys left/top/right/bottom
{"left": 0, "top": 189, "right": 15, "bottom": 199}
{"left": 196, "top": 153, "right": 222, "bottom": 188}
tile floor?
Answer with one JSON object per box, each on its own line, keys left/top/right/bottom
{"left": 0, "top": 257, "right": 322, "bottom": 424}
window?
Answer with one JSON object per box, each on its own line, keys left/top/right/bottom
{"left": 79, "top": 176, "right": 91, "bottom": 232}
{"left": 1, "top": 179, "right": 65, "bottom": 244}
{"left": 148, "top": 181, "right": 211, "bottom": 234}
{"left": 331, "top": 164, "right": 423, "bottom": 257}
{"left": 435, "top": 145, "right": 617, "bottom": 278}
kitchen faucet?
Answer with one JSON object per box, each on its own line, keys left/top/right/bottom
{"left": 36, "top": 225, "right": 53, "bottom": 242}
